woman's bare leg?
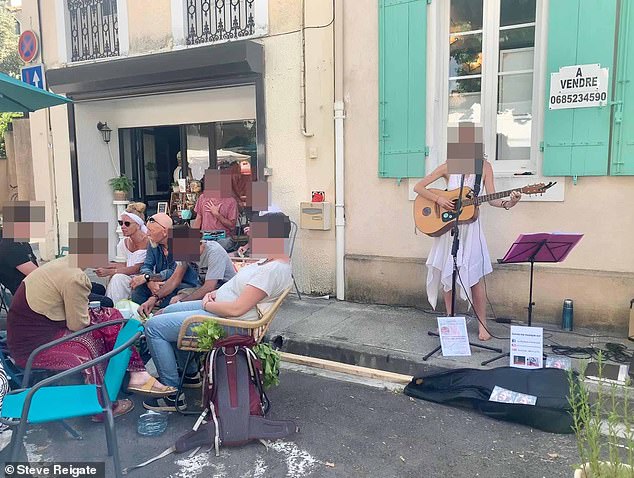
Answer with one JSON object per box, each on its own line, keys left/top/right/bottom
{"left": 471, "top": 280, "right": 491, "bottom": 341}
{"left": 443, "top": 289, "right": 453, "bottom": 316}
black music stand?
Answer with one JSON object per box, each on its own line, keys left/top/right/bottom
{"left": 480, "top": 232, "right": 583, "bottom": 366}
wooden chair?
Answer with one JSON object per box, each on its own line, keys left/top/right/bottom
{"left": 174, "top": 287, "right": 291, "bottom": 413}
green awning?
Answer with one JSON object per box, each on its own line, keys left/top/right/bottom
{"left": 0, "top": 71, "right": 72, "bottom": 112}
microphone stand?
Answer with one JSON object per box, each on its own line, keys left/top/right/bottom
{"left": 423, "top": 173, "right": 502, "bottom": 360}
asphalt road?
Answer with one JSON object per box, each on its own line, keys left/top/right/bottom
{"left": 2, "top": 369, "right": 579, "bottom": 478}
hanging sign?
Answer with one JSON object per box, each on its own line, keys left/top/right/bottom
{"left": 549, "top": 64, "right": 608, "bottom": 110}
{"left": 18, "top": 30, "right": 39, "bottom": 63}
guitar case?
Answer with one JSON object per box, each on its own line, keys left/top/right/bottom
{"left": 404, "top": 367, "right": 576, "bottom": 434}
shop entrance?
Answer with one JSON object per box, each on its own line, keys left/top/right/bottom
{"left": 119, "top": 120, "right": 256, "bottom": 216}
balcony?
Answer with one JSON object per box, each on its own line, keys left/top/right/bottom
{"left": 67, "top": 0, "right": 119, "bottom": 62}
{"left": 186, "top": 0, "right": 258, "bottom": 45}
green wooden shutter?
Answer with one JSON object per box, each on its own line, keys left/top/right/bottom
{"left": 611, "top": 0, "right": 634, "bottom": 175}
{"left": 378, "top": 0, "right": 427, "bottom": 179}
{"left": 543, "top": 0, "right": 617, "bottom": 176}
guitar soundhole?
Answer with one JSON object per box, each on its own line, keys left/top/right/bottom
{"left": 422, "top": 207, "right": 432, "bottom": 217}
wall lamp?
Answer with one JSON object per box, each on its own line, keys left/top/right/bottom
{"left": 97, "top": 121, "right": 112, "bottom": 143}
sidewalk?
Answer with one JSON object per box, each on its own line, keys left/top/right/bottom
{"left": 269, "top": 294, "right": 633, "bottom": 377}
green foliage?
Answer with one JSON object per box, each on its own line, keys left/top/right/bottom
{"left": 192, "top": 320, "right": 226, "bottom": 351}
{"left": 568, "top": 353, "right": 633, "bottom": 477}
{"left": 0, "top": 5, "right": 20, "bottom": 78}
{"left": 0, "top": 112, "right": 21, "bottom": 158}
{"left": 107, "top": 175, "right": 135, "bottom": 192}
{"left": 253, "top": 343, "right": 281, "bottom": 389}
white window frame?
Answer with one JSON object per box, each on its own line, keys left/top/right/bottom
{"left": 438, "top": 0, "right": 546, "bottom": 176}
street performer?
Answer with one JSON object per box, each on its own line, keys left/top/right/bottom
{"left": 413, "top": 154, "right": 521, "bottom": 341}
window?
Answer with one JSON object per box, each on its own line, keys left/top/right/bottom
{"left": 186, "top": 0, "right": 256, "bottom": 45}
{"left": 445, "top": 0, "right": 539, "bottom": 173}
{"left": 67, "top": 0, "right": 119, "bottom": 62}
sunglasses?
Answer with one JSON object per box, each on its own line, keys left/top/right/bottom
{"left": 117, "top": 220, "right": 132, "bottom": 227}
{"left": 147, "top": 217, "right": 166, "bottom": 229}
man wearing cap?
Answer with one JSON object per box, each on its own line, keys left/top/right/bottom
{"left": 130, "top": 213, "right": 199, "bottom": 316}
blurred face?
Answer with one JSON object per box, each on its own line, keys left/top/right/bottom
{"left": 203, "top": 169, "right": 233, "bottom": 199}
{"left": 249, "top": 219, "right": 289, "bottom": 258}
{"left": 68, "top": 222, "right": 109, "bottom": 269}
{"left": 119, "top": 214, "right": 139, "bottom": 237}
{"left": 2, "top": 201, "right": 46, "bottom": 241}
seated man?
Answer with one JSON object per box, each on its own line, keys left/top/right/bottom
{"left": 130, "top": 213, "right": 199, "bottom": 316}
{"left": 143, "top": 212, "right": 293, "bottom": 411}
{"left": 169, "top": 239, "right": 237, "bottom": 304}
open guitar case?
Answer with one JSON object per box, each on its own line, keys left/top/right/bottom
{"left": 404, "top": 367, "right": 577, "bottom": 434}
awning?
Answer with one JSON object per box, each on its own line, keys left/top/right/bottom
{"left": 0, "top": 72, "right": 72, "bottom": 112}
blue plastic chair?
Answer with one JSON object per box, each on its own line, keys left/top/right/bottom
{"left": 0, "top": 319, "right": 143, "bottom": 478}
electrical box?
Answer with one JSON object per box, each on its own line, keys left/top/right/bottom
{"left": 300, "top": 202, "right": 331, "bottom": 230}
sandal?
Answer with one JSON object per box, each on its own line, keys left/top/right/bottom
{"left": 127, "top": 376, "right": 177, "bottom": 397}
{"left": 92, "top": 399, "right": 134, "bottom": 423}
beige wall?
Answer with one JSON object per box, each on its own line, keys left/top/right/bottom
{"left": 342, "top": 0, "right": 634, "bottom": 328}
{"left": 263, "top": 0, "right": 336, "bottom": 294}
{"left": 127, "top": 0, "right": 172, "bottom": 54}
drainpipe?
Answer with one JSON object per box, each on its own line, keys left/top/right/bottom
{"left": 37, "top": 0, "right": 61, "bottom": 259}
{"left": 333, "top": 0, "right": 345, "bottom": 300}
{"left": 300, "top": 0, "right": 314, "bottom": 137}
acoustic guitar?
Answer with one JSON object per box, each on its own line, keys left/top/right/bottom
{"left": 413, "top": 182, "right": 556, "bottom": 237}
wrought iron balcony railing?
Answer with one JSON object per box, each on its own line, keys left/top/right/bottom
{"left": 67, "top": 0, "right": 119, "bottom": 62}
{"left": 186, "top": 0, "right": 256, "bottom": 45}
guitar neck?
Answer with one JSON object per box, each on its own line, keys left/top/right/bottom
{"left": 464, "top": 188, "right": 518, "bottom": 206}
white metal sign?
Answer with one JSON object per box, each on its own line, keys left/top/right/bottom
{"left": 549, "top": 64, "right": 608, "bottom": 110}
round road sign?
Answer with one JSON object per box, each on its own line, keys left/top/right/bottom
{"left": 18, "top": 30, "right": 39, "bottom": 63}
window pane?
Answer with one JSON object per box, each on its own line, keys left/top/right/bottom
{"left": 216, "top": 120, "right": 256, "bottom": 203}
{"left": 186, "top": 124, "right": 212, "bottom": 180}
{"left": 499, "top": 47, "right": 534, "bottom": 73}
{"left": 450, "top": 33, "right": 483, "bottom": 76}
{"left": 450, "top": 0, "right": 483, "bottom": 33}
{"left": 449, "top": 78, "right": 481, "bottom": 123}
{"left": 500, "top": 0, "right": 536, "bottom": 27}
{"left": 499, "top": 26, "right": 535, "bottom": 51}
{"left": 496, "top": 73, "right": 532, "bottom": 160}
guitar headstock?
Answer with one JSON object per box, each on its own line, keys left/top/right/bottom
{"left": 520, "top": 182, "right": 557, "bottom": 195}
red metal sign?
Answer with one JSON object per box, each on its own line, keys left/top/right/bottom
{"left": 18, "top": 30, "right": 38, "bottom": 63}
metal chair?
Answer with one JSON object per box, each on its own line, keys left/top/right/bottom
{"left": 0, "top": 319, "right": 144, "bottom": 478}
{"left": 0, "top": 284, "right": 11, "bottom": 314}
{"left": 289, "top": 220, "right": 302, "bottom": 300}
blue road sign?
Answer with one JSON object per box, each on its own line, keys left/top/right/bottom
{"left": 21, "top": 64, "right": 45, "bottom": 90}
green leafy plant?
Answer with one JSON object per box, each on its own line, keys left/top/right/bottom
{"left": 568, "top": 353, "right": 633, "bottom": 477}
{"left": 253, "top": 343, "right": 281, "bottom": 389}
{"left": 192, "top": 320, "right": 226, "bottom": 351}
{"left": 0, "top": 112, "right": 21, "bottom": 158}
{"left": 107, "top": 175, "right": 135, "bottom": 192}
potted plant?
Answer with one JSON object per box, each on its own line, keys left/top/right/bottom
{"left": 108, "top": 175, "right": 134, "bottom": 201}
{"left": 569, "top": 355, "right": 633, "bottom": 477}
{"left": 171, "top": 181, "right": 180, "bottom": 193}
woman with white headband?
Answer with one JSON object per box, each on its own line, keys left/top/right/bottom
{"left": 96, "top": 202, "right": 149, "bottom": 303}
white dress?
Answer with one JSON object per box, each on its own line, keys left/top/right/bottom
{"left": 426, "top": 174, "right": 493, "bottom": 310}
{"left": 105, "top": 238, "right": 147, "bottom": 303}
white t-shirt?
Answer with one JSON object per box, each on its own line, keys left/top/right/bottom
{"left": 214, "top": 259, "right": 292, "bottom": 321}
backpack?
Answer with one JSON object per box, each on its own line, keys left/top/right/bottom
{"left": 176, "top": 335, "right": 297, "bottom": 456}
{"left": 123, "top": 335, "right": 298, "bottom": 474}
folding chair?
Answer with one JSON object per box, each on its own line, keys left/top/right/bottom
{"left": 174, "top": 287, "right": 292, "bottom": 414}
{"left": 0, "top": 319, "right": 144, "bottom": 478}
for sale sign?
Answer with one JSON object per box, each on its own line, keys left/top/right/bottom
{"left": 549, "top": 64, "right": 608, "bottom": 110}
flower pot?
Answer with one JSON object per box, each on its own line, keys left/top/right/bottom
{"left": 113, "top": 190, "right": 128, "bottom": 201}
{"left": 574, "top": 462, "right": 633, "bottom": 477}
